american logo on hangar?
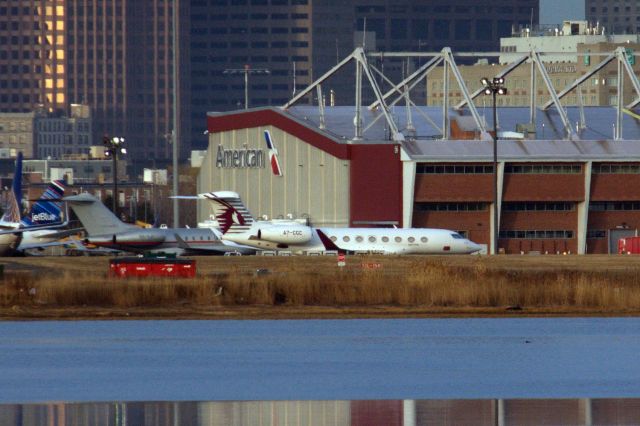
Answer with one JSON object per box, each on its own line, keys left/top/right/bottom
{"left": 215, "top": 130, "right": 283, "bottom": 176}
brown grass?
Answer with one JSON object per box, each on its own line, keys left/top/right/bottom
{"left": 2, "top": 255, "right": 640, "bottom": 318}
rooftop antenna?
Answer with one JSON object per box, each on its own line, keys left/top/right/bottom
{"left": 362, "top": 17, "right": 367, "bottom": 50}
{"left": 292, "top": 62, "right": 296, "bottom": 97}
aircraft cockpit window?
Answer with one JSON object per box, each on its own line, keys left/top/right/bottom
{"left": 408, "top": 237, "right": 415, "bottom": 243}
{"left": 330, "top": 236, "right": 337, "bottom": 242}
{"left": 369, "top": 236, "right": 376, "bottom": 243}
{"left": 395, "top": 236, "right": 402, "bottom": 243}
{"left": 343, "top": 236, "right": 350, "bottom": 242}
{"left": 451, "top": 233, "right": 465, "bottom": 239}
{"left": 421, "top": 237, "right": 428, "bottom": 243}
{"left": 382, "top": 236, "right": 389, "bottom": 242}
{"left": 356, "top": 236, "right": 364, "bottom": 242}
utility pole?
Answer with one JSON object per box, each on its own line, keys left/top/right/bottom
{"left": 481, "top": 77, "right": 508, "bottom": 255}
{"left": 103, "top": 135, "right": 127, "bottom": 218}
{"left": 172, "top": 0, "right": 179, "bottom": 228}
{"left": 223, "top": 65, "right": 270, "bottom": 109}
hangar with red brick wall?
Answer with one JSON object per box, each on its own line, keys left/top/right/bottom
{"left": 198, "top": 105, "right": 640, "bottom": 254}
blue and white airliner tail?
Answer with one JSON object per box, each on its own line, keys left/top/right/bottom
{"left": 20, "top": 179, "right": 66, "bottom": 228}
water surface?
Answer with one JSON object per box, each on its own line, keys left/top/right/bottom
{"left": 0, "top": 318, "right": 639, "bottom": 403}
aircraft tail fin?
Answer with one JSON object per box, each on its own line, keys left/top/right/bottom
{"left": 1, "top": 153, "right": 22, "bottom": 223}
{"left": 20, "top": 179, "right": 67, "bottom": 228}
{"left": 264, "top": 130, "right": 283, "bottom": 176}
{"left": 201, "top": 191, "right": 254, "bottom": 234}
{"left": 63, "top": 193, "right": 135, "bottom": 236}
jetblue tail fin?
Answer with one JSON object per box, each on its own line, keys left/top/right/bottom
{"left": 201, "top": 191, "right": 254, "bottom": 234}
{"left": 64, "top": 193, "right": 136, "bottom": 236}
{"left": 1, "top": 153, "right": 22, "bottom": 223}
{"left": 21, "top": 179, "right": 66, "bottom": 228}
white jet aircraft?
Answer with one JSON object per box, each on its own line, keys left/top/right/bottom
{"left": 180, "top": 191, "right": 483, "bottom": 255}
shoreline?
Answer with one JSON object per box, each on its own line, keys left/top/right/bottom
{"left": 3, "top": 254, "right": 640, "bottom": 320}
{"left": 2, "top": 306, "right": 640, "bottom": 321}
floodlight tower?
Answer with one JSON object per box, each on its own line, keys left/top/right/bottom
{"left": 103, "top": 135, "right": 127, "bottom": 217}
{"left": 481, "top": 77, "right": 507, "bottom": 255}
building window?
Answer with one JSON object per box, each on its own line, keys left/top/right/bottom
{"left": 502, "top": 202, "right": 575, "bottom": 211}
{"left": 587, "top": 230, "right": 607, "bottom": 239}
{"left": 415, "top": 202, "right": 488, "bottom": 212}
{"left": 499, "top": 230, "right": 574, "bottom": 239}
{"left": 593, "top": 164, "right": 640, "bottom": 174}
{"left": 416, "top": 164, "right": 494, "bottom": 174}
{"left": 504, "top": 164, "right": 581, "bottom": 174}
{"left": 590, "top": 202, "right": 640, "bottom": 211}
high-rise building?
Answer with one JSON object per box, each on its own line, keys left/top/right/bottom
{"left": 187, "top": 0, "right": 538, "bottom": 150}
{"left": 0, "top": 1, "right": 67, "bottom": 113}
{"left": 586, "top": 0, "right": 640, "bottom": 34}
{"left": 0, "top": 1, "right": 185, "bottom": 172}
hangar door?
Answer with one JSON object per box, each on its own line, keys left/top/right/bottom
{"left": 609, "top": 229, "right": 637, "bottom": 254}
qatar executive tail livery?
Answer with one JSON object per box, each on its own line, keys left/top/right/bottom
{"left": 191, "top": 191, "right": 482, "bottom": 255}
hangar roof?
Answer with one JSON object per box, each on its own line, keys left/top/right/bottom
{"left": 402, "top": 139, "right": 640, "bottom": 162}
{"left": 286, "top": 105, "right": 640, "bottom": 142}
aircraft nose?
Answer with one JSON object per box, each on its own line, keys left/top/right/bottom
{"left": 465, "top": 240, "right": 483, "bottom": 253}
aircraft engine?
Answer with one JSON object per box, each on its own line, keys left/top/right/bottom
{"left": 257, "top": 225, "right": 313, "bottom": 244}
{"left": 112, "top": 229, "right": 166, "bottom": 245}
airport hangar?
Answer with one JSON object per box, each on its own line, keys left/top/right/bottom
{"left": 196, "top": 103, "right": 640, "bottom": 255}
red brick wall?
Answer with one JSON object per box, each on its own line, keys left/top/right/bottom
{"left": 500, "top": 211, "right": 578, "bottom": 254}
{"left": 591, "top": 174, "right": 640, "bottom": 200}
{"left": 499, "top": 238, "right": 575, "bottom": 254}
{"left": 351, "top": 400, "right": 403, "bottom": 426}
{"left": 349, "top": 144, "right": 403, "bottom": 227}
{"left": 413, "top": 210, "right": 490, "bottom": 246}
{"left": 414, "top": 174, "right": 494, "bottom": 202}
{"left": 503, "top": 173, "right": 584, "bottom": 201}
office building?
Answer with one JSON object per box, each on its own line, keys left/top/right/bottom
{"left": 0, "top": 1, "right": 185, "bottom": 171}
{"left": 187, "top": 0, "right": 539, "bottom": 150}
{"left": 586, "top": 0, "right": 640, "bottom": 34}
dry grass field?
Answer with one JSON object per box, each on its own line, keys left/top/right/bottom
{"left": 1, "top": 254, "right": 640, "bottom": 319}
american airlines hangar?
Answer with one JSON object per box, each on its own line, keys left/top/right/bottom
{"left": 197, "top": 49, "right": 640, "bottom": 255}
{"left": 197, "top": 105, "right": 640, "bottom": 255}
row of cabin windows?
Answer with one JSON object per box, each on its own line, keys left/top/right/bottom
{"left": 183, "top": 235, "right": 213, "bottom": 241}
{"left": 329, "top": 235, "right": 429, "bottom": 244}
{"left": 499, "top": 230, "right": 574, "bottom": 239}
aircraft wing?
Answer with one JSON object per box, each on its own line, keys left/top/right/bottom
{"left": 174, "top": 233, "right": 255, "bottom": 255}
{"left": 30, "top": 227, "right": 84, "bottom": 240}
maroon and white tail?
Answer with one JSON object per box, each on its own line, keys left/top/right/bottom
{"left": 201, "top": 191, "right": 254, "bottom": 234}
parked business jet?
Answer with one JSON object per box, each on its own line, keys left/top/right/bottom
{"left": 64, "top": 193, "right": 254, "bottom": 255}
{"left": 0, "top": 154, "right": 70, "bottom": 255}
{"left": 188, "top": 191, "right": 482, "bottom": 255}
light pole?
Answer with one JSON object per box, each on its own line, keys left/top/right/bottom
{"left": 481, "top": 77, "right": 507, "bottom": 255}
{"left": 103, "top": 135, "right": 127, "bottom": 218}
{"left": 223, "top": 65, "right": 270, "bottom": 109}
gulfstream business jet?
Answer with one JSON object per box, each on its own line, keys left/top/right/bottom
{"left": 182, "top": 191, "right": 482, "bottom": 255}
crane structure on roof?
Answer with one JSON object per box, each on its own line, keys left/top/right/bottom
{"left": 281, "top": 47, "right": 640, "bottom": 143}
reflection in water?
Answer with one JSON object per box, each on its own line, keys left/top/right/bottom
{"left": 1, "top": 399, "right": 640, "bottom": 426}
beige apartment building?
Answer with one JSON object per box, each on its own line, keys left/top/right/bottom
{"left": 427, "top": 22, "right": 640, "bottom": 107}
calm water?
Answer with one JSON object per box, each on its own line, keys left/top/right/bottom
{"left": 0, "top": 318, "right": 639, "bottom": 404}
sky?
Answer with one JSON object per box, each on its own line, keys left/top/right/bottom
{"left": 540, "top": 0, "right": 586, "bottom": 25}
